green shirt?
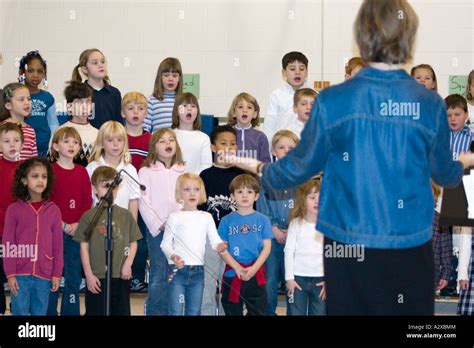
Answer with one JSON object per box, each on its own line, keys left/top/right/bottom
{"left": 74, "top": 205, "right": 142, "bottom": 279}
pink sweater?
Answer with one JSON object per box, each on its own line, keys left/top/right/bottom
{"left": 3, "top": 200, "right": 64, "bottom": 280}
{"left": 138, "top": 162, "right": 185, "bottom": 237}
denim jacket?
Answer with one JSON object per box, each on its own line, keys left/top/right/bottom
{"left": 261, "top": 67, "right": 463, "bottom": 249}
{"left": 256, "top": 184, "right": 295, "bottom": 231}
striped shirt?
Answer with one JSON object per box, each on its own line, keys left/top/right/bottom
{"left": 0, "top": 121, "right": 38, "bottom": 160}
{"left": 144, "top": 92, "right": 176, "bottom": 132}
{"left": 450, "top": 126, "right": 472, "bottom": 160}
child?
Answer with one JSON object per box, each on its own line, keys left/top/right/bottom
{"left": 122, "top": 92, "right": 151, "bottom": 171}
{"left": 466, "top": 70, "right": 474, "bottom": 128}
{"left": 287, "top": 88, "right": 318, "bottom": 138}
{"left": 161, "top": 173, "right": 227, "bottom": 316}
{"left": 430, "top": 181, "right": 452, "bottom": 292}
{"left": 458, "top": 221, "right": 474, "bottom": 315}
{"left": 411, "top": 63, "right": 438, "bottom": 91}
{"left": 444, "top": 94, "right": 472, "bottom": 297}
{"left": 218, "top": 174, "right": 272, "bottom": 316}
{"left": 3, "top": 158, "right": 63, "bottom": 315}
{"left": 138, "top": 128, "right": 185, "bottom": 315}
{"left": 257, "top": 129, "right": 299, "bottom": 315}
{"left": 172, "top": 92, "right": 212, "bottom": 174}
{"left": 1, "top": 83, "right": 37, "bottom": 159}
{"left": 74, "top": 166, "right": 141, "bottom": 315}
{"left": 344, "top": 57, "right": 366, "bottom": 80}
{"left": 121, "top": 91, "right": 151, "bottom": 292}
{"left": 47, "top": 127, "right": 92, "bottom": 316}
{"left": 19, "top": 50, "right": 58, "bottom": 156}
{"left": 285, "top": 177, "right": 326, "bottom": 316}
{"left": 264, "top": 51, "right": 309, "bottom": 142}
{"left": 51, "top": 80, "right": 98, "bottom": 167}
{"left": 0, "top": 123, "right": 24, "bottom": 314}
{"left": 87, "top": 121, "right": 140, "bottom": 220}
{"left": 227, "top": 93, "right": 270, "bottom": 163}
{"left": 71, "top": 48, "right": 122, "bottom": 129}
{"left": 199, "top": 125, "right": 245, "bottom": 315}
{"left": 144, "top": 57, "right": 183, "bottom": 132}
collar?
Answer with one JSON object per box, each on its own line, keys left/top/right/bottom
{"left": 149, "top": 161, "right": 185, "bottom": 172}
{"left": 234, "top": 124, "right": 252, "bottom": 131}
{"left": 356, "top": 67, "right": 411, "bottom": 81}
{"left": 452, "top": 126, "right": 472, "bottom": 136}
{"left": 86, "top": 80, "right": 112, "bottom": 92}
{"left": 98, "top": 155, "right": 125, "bottom": 171}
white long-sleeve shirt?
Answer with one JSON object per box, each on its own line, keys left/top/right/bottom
{"left": 264, "top": 82, "right": 304, "bottom": 142}
{"left": 284, "top": 218, "right": 324, "bottom": 280}
{"left": 174, "top": 129, "right": 212, "bottom": 175}
{"left": 161, "top": 210, "right": 223, "bottom": 266}
{"left": 457, "top": 228, "right": 472, "bottom": 281}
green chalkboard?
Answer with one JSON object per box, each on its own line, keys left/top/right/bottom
{"left": 183, "top": 74, "right": 200, "bottom": 98}
{"left": 449, "top": 75, "right": 468, "bottom": 96}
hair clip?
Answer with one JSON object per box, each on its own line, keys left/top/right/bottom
{"left": 18, "top": 75, "right": 26, "bottom": 84}
{"left": 4, "top": 87, "right": 13, "bottom": 98}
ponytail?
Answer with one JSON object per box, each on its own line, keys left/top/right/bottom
{"left": 71, "top": 64, "right": 83, "bottom": 83}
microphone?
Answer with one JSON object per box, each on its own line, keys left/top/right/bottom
{"left": 114, "top": 169, "right": 146, "bottom": 191}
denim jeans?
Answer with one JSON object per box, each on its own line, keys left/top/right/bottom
{"left": 169, "top": 265, "right": 204, "bottom": 316}
{"left": 47, "top": 233, "right": 82, "bottom": 316}
{"left": 288, "top": 276, "right": 326, "bottom": 316}
{"left": 132, "top": 214, "right": 149, "bottom": 283}
{"left": 11, "top": 275, "right": 52, "bottom": 316}
{"left": 265, "top": 238, "right": 287, "bottom": 315}
{"left": 145, "top": 229, "right": 169, "bottom": 315}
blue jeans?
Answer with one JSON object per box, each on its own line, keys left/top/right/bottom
{"left": 132, "top": 214, "right": 149, "bottom": 283}
{"left": 288, "top": 276, "right": 326, "bottom": 316}
{"left": 169, "top": 265, "right": 204, "bottom": 316}
{"left": 265, "top": 238, "right": 287, "bottom": 315}
{"left": 11, "top": 275, "right": 51, "bottom": 316}
{"left": 47, "top": 233, "right": 82, "bottom": 316}
{"left": 145, "top": 229, "right": 169, "bottom": 315}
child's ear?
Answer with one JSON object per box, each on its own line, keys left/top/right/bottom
{"left": 211, "top": 144, "right": 217, "bottom": 154}
{"left": 66, "top": 102, "right": 73, "bottom": 115}
{"left": 282, "top": 68, "right": 287, "bottom": 80}
{"left": 255, "top": 193, "right": 260, "bottom": 201}
{"left": 271, "top": 148, "right": 277, "bottom": 157}
{"left": 21, "top": 177, "right": 27, "bottom": 186}
{"left": 230, "top": 193, "right": 235, "bottom": 201}
{"left": 120, "top": 110, "right": 126, "bottom": 119}
{"left": 52, "top": 142, "right": 59, "bottom": 153}
{"left": 4, "top": 101, "right": 12, "bottom": 111}
{"left": 293, "top": 105, "right": 298, "bottom": 113}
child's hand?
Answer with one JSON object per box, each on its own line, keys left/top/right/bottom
{"left": 7, "top": 276, "right": 19, "bottom": 296}
{"left": 121, "top": 260, "right": 132, "bottom": 280}
{"left": 86, "top": 274, "right": 102, "bottom": 294}
{"left": 217, "top": 242, "right": 228, "bottom": 253}
{"left": 436, "top": 279, "right": 449, "bottom": 290}
{"left": 233, "top": 265, "right": 244, "bottom": 280}
{"left": 171, "top": 254, "right": 185, "bottom": 269}
{"left": 272, "top": 226, "right": 287, "bottom": 244}
{"left": 459, "top": 279, "right": 469, "bottom": 291}
{"left": 241, "top": 266, "right": 257, "bottom": 281}
{"left": 286, "top": 279, "right": 302, "bottom": 298}
{"left": 51, "top": 277, "right": 61, "bottom": 292}
{"left": 316, "top": 280, "right": 326, "bottom": 301}
{"left": 68, "top": 223, "right": 79, "bottom": 236}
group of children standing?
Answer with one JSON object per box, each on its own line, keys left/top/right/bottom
{"left": 0, "top": 46, "right": 473, "bottom": 316}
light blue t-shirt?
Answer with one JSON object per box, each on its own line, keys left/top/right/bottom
{"left": 217, "top": 211, "right": 273, "bottom": 277}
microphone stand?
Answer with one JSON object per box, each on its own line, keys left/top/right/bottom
{"left": 84, "top": 170, "right": 122, "bottom": 316}
{"left": 84, "top": 168, "right": 146, "bottom": 316}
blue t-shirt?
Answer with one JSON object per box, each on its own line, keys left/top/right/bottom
{"left": 218, "top": 211, "right": 273, "bottom": 277}
{"left": 25, "top": 90, "right": 58, "bottom": 156}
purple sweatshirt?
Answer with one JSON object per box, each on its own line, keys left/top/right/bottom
{"left": 2, "top": 200, "right": 63, "bottom": 280}
{"left": 234, "top": 126, "right": 271, "bottom": 163}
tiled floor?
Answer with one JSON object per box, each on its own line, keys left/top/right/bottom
{"left": 4, "top": 293, "right": 456, "bottom": 316}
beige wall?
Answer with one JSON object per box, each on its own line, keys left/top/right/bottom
{"left": 0, "top": 0, "right": 472, "bottom": 121}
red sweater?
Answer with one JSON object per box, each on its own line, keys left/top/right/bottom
{"left": 0, "top": 158, "right": 22, "bottom": 238}
{"left": 50, "top": 162, "right": 92, "bottom": 224}
{"left": 128, "top": 131, "right": 151, "bottom": 171}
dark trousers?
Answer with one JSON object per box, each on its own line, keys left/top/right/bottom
{"left": 324, "top": 237, "right": 434, "bottom": 315}
{"left": 221, "top": 276, "right": 267, "bottom": 316}
{"left": 85, "top": 278, "right": 131, "bottom": 316}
